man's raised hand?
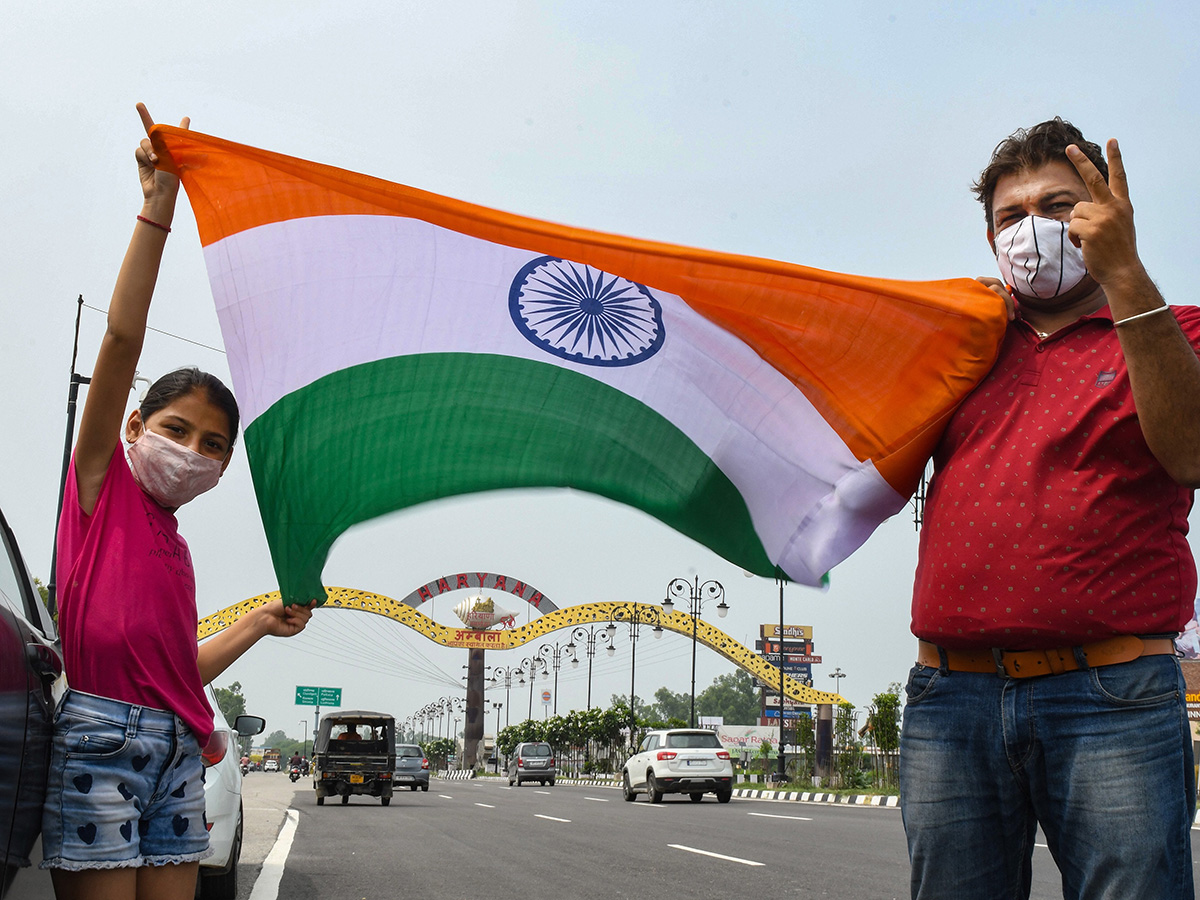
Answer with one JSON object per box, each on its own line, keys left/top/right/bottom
{"left": 1066, "top": 139, "right": 1143, "bottom": 288}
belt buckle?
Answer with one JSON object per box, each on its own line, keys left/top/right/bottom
{"left": 991, "top": 648, "right": 1006, "bottom": 677}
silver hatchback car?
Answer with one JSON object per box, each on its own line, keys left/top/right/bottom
{"left": 507, "top": 742, "right": 555, "bottom": 787}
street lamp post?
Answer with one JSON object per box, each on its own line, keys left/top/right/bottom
{"left": 298, "top": 719, "right": 308, "bottom": 759}
{"left": 492, "top": 701, "right": 503, "bottom": 772}
{"left": 517, "top": 656, "right": 548, "bottom": 720}
{"left": 567, "top": 624, "right": 616, "bottom": 710}
{"left": 607, "top": 603, "right": 664, "bottom": 749}
{"left": 536, "top": 641, "right": 572, "bottom": 715}
{"left": 663, "top": 576, "right": 729, "bottom": 727}
{"left": 829, "top": 667, "right": 846, "bottom": 695}
{"left": 488, "top": 665, "right": 523, "bottom": 727}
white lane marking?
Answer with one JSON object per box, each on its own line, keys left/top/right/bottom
{"left": 247, "top": 809, "right": 299, "bottom": 900}
{"left": 631, "top": 802, "right": 665, "bottom": 809}
{"left": 535, "top": 814, "right": 571, "bottom": 823}
{"left": 1036, "top": 842, "right": 1049, "bottom": 849}
{"left": 747, "top": 812, "right": 812, "bottom": 821}
{"left": 668, "top": 843, "right": 764, "bottom": 867}
{"left": 438, "top": 794, "right": 454, "bottom": 799}
{"left": 475, "top": 803, "right": 495, "bottom": 808}
{"left": 584, "top": 797, "right": 610, "bottom": 803}
{"left": 535, "top": 790, "right": 551, "bottom": 795}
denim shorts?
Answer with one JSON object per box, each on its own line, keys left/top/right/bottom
{"left": 40, "top": 689, "right": 211, "bottom": 870}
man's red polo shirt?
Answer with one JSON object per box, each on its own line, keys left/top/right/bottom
{"left": 912, "top": 304, "right": 1200, "bottom": 650}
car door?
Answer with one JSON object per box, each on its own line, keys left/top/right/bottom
{"left": 629, "top": 734, "right": 658, "bottom": 788}
{"left": 0, "top": 506, "right": 61, "bottom": 897}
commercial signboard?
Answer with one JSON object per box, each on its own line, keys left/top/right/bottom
{"left": 763, "top": 693, "right": 805, "bottom": 710}
{"left": 760, "top": 708, "right": 810, "bottom": 720}
{"left": 760, "top": 651, "right": 823, "bottom": 665}
{"left": 760, "top": 624, "right": 812, "bottom": 640}
{"left": 756, "top": 639, "right": 814, "bottom": 655}
{"left": 713, "top": 725, "right": 787, "bottom": 751}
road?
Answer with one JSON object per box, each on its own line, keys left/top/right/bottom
{"left": 239, "top": 775, "right": 1060, "bottom": 900}
{"left": 21, "top": 774, "right": 1200, "bottom": 898}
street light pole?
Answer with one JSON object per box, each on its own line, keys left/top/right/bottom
{"left": 607, "top": 604, "right": 663, "bottom": 749}
{"left": 777, "top": 575, "right": 787, "bottom": 783}
{"left": 568, "top": 624, "right": 616, "bottom": 710}
{"left": 536, "top": 642, "right": 571, "bottom": 715}
{"left": 516, "top": 656, "right": 546, "bottom": 721}
{"left": 298, "top": 719, "right": 308, "bottom": 759}
{"left": 663, "top": 577, "right": 728, "bottom": 728}
{"left": 829, "top": 667, "right": 846, "bottom": 695}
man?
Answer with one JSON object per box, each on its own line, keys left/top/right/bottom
{"left": 900, "top": 118, "right": 1200, "bottom": 900}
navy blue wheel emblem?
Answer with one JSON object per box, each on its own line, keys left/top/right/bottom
{"left": 509, "top": 256, "right": 665, "bottom": 367}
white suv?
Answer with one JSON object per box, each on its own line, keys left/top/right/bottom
{"left": 199, "top": 686, "right": 265, "bottom": 899}
{"left": 621, "top": 729, "right": 733, "bottom": 803}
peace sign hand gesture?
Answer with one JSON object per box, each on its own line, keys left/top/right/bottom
{"left": 1066, "top": 139, "right": 1144, "bottom": 291}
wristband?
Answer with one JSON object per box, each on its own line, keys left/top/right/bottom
{"left": 1113, "top": 305, "right": 1170, "bottom": 327}
{"left": 136, "top": 214, "right": 171, "bottom": 234}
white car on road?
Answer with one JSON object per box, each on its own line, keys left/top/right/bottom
{"left": 199, "top": 686, "right": 265, "bottom": 899}
{"left": 621, "top": 729, "right": 734, "bottom": 803}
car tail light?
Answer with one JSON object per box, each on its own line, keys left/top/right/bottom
{"left": 421, "top": 758, "right": 430, "bottom": 770}
{"left": 716, "top": 751, "right": 730, "bottom": 760}
{"left": 656, "top": 751, "right": 677, "bottom": 761}
{"left": 549, "top": 758, "right": 555, "bottom": 767}
{"left": 200, "top": 731, "right": 229, "bottom": 768}
{"left": 518, "top": 759, "right": 524, "bottom": 767}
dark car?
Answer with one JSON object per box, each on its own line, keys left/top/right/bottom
{"left": 0, "top": 505, "right": 63, "bottom": 899}
{"left": 312, "top": 712, "right": 395, "bottom": 806}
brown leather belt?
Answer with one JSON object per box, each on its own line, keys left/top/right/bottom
{"left": 917, "top": 636, "right": 1176, "bottom": 679}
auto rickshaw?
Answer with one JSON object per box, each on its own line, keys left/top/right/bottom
{"left": 312, "top": 711, "right": 396, "bottom": 806}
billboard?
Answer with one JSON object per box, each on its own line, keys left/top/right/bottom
{"left": 761, "top": 624, "right": 812, "bottom": 640}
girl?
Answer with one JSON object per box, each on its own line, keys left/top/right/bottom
{"left": 40, "top": 104, "right": 314, "bottom": 900}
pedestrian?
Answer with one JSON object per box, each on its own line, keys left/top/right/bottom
{"left": 900, "top": 117, "right": 1200, "bottom": 899}
{"left": 39, "top": 104, "right": 315, "bottom": 900}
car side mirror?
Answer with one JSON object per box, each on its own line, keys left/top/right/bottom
{"left": 234, "top": 715, "right": 266, "bottom": 737}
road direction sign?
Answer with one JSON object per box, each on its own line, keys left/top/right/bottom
{"left": 295, "top": 685, "right": 342, "bottom": 707}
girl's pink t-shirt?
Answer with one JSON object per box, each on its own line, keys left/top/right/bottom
{"left": 56, "top": 447, "right": 213, "bottom": 744}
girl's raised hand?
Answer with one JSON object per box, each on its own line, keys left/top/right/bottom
{"left": 134, "top": 102, "right": 189, "bottom": 219}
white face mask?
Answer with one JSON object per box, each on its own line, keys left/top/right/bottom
{"left": 994, "top": 215, "right": 1088, "bottom": 300}
{"left": 128, "top": 429, "right": 223, "bottom": 509}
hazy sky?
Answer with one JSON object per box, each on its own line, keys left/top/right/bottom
{"left": 3, "top": 1, "right": 1197, "bottom": 741}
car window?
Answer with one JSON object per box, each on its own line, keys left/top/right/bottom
{"left": 638, "top": 736, "right": 651, "bottom": 753}
{"left": 665, "top": 732, "right": 722, "bottom": 749}
{"left": 521, "top": 744, "right": 551, "bottom": 757}
{"left": 647, "top": 735, "right": 660, "bottom": 751}
{"left": 0, "top": 518, "right": 33, "bottom": 623}
{"left": 398, "top": 747, "right": 422, "bottom": 758}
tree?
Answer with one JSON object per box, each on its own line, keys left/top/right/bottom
{"left": 212, "top": 681, "right": 247, "bottom": 723}
{"left": 696, "top": 669, "right": 759, "bottom": 724}
{"left": 866, "top": 683, "right": 902, "bottom": 790}
{"left": 650, "top": 686, "right": 690, "bottom": 724}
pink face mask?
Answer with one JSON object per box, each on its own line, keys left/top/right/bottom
{"left": 128, "top": 429, "right": 223, "bottom": 508}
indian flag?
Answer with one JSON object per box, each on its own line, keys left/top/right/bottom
{"left": 153, "top": 125, "right": 1006, "bottom": 605}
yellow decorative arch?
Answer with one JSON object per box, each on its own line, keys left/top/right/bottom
{"left": 198, "top": 587, "right": 844, "bottom": 706}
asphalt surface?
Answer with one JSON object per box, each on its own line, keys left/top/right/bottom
{"left": 241, "top": 775, "right": 1038, "bottom": 900}
{"left": 20, "top": 774, "right": 1200, "bottom": 898}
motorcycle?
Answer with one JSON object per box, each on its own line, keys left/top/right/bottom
{"left": 241, "top": 762, "right": 249, "bottom": 776}
{"left": 289, "top": 765, "right": 302, "bottom": 783}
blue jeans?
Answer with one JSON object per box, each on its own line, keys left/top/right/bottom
{"left": 40, "top": 690, "right": 209, "bottom": 870}
{"left": 899, "top": 655, "right": 1195, "bottom": 900}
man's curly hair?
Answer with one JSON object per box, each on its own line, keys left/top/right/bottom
{"left": 973, "top": 117, "right": 1107, "bottom": 231}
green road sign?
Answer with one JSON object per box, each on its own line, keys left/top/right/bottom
{"left": 295, "top": 685, "right": 342, "bottom": 707}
